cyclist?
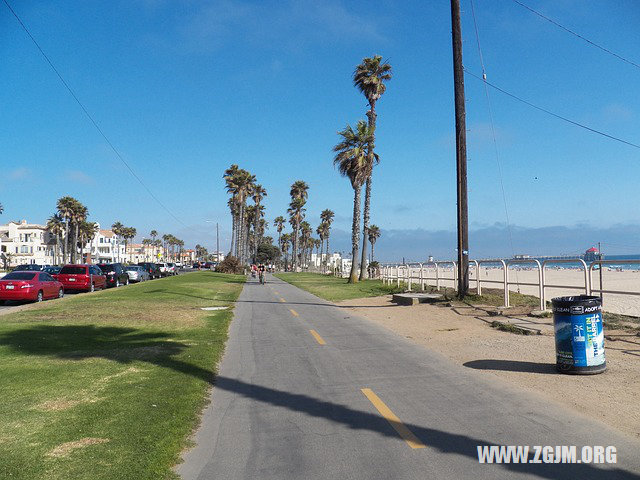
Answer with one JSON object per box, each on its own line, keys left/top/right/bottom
{"left": 258, "top": 263, "right": 266, "bottom": 284}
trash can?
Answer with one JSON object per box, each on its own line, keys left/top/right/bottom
{"left": 551, "top": 295, "right": 606, "bottom": 374}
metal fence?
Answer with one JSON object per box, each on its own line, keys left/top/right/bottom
{"left": 381, "top": 259, "right": 640, "bottom": 311}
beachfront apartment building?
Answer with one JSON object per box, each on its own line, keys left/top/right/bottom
{"left": 0, "top": 220, "right": 56, "bottom": 267}
{"left": 84, "top": 226, "right": 126, "bottom": 264}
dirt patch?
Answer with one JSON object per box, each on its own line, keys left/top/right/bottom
{"left": 337, "top": 295, "right": 640, "bottom": 439}
{"left": 47, "top": 437, "right": 109, "bottom": 458}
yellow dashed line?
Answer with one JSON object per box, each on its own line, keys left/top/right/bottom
{"left": 289, "top": 309, "right": 299, "bottom": 317}
{"left": 279, "top": 297, "right": 286, "bottom": 303}
{"left": 309, "top": 330, "right": 326, "bottom": 345}
{"left": 361, "top": 388, "right": 426, "bottom": 449}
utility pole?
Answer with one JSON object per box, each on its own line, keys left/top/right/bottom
{"left": 451, "top": 0, "right": 469, "bottom": 299}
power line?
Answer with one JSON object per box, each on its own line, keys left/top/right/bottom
{"left": 511, "top": 0, "right": 640, "bottom": 71}
{"left": 464, "top": 69, "right": 640, "bottom": 150}
{"left": 2, "top": 0, "right": 188, "bottom": 228}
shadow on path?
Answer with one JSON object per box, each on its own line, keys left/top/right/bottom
{"left": 0, "top": 325, "right": 637, "bottom": 480}
{"left": 463, "top": 359, "right": 557, "bottom": 374}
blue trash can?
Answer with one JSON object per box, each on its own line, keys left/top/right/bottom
{"left": 552, "top": 295, "right": 606, "bottom": 374}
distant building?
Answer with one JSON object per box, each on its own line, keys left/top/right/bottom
{"left": 0, "top": 220, "right": 56, "bottom": 267}
{"left": 84, "top": 225, "right": 126, "bottom": 264}
{"left": 584, "top": 247, "right": 601, "bottom": 263}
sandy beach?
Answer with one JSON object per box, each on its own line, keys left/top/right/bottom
{"left": 337, "top": 295, "right": 640, "bottom": 439}
{"left": 392, "top": 265, "right": 640, "bottom": 316}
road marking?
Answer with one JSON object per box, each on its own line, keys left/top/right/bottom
{"left": 274, "top": 290, "right": 280, "bottom": 295}
{"left": 309, "top": 330, "right": 326, "bottom": 345}
{"left": 289, "top": 308, "right": 299, "bottom": 317}
{"left": 279, "top": 297, "right": 286, "bottom": 303}
{"left": 360, "top": 388, "right": 426, "bottom": 449}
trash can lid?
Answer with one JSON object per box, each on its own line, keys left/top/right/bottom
{"left": 551, "top": 295, "right": 601, "bottom": 312}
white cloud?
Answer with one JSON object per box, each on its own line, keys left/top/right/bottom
{"left": 64, "top": 170, "right": 95, "bottom": 185}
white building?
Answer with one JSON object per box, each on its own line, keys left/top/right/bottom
{"left": 0, "top": 220, "right": 56, "bottom": 267}
{"left": 84, "top": 226, "right": 126, "bottom": 264}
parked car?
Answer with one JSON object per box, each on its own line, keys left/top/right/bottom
{"left": 202, "top": 262, "right": 214, "bottom": 269}
{"left": 0, "top": 271, "right": 64, "bottom": 304}
{"left": 44, "top": 266, "right": 62, "bottom": 275}
{"left": 97, "top": 263, "right": 129, "bottom": 288}
{"left": 12, "top": 264, "right": 44, "bottom": 272}
{"left": 156, "top": 263, "right": 169, "bottom": 277}
{"left": 138, "top": 262, "right": 161, "bottom": 279}
{"left": 192, "top": 262, "right": 201, "bottom": 269}
{"left": 124, "top": 265, "right": 150, "bottom": 283}
{"left": 166, "top": 263, "right": 178, "bottom": 275}
{"left": 54, "top": 264, "right": 106, "bottom": 292}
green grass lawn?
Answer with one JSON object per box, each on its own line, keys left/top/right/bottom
{"left": 275, "top": 272, "right": 405, "bottom": 302}
{"left": 0, "top": 271, "right": 244, "bottom": 480}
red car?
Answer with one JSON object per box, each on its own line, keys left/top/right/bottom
{"left": 0, "top": 271, "right": 64, "bottom": 304}
{"left": 54, "top": 264, "right": 107, "bottom": 292}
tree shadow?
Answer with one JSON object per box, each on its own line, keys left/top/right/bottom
{"left": 1, "top": 325, "right": 638, "bottom": 479}
{"left": 463, "top": 359, "right": 557, "bottom": 374}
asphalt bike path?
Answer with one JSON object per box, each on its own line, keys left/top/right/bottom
{"left": 178, "top": 274, "right": 640, "bottom": 480}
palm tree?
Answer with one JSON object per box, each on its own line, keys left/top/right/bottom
{"left": 288, "top": 180, "right": 309, "bottom": 270}
{"left": 112, "top": 221, "right": 124, "bottom": 262}
{"left": 274, "top": 216, "right": 285, "bottom": 262}
{"left": 367, "top": 224, "right": 381, "bottom": 262}
{"left": 320, "top": 209, "right": 334, "bottom": 270}
{"left": 280, "top": 233, "right": 291, "bottom": 270}
{"left": 71, "top": 203, "right": 88, "bottom": 264}
{"left": 56, "top": 196, "right": 77, "bottom": 263}
{"left": 299, "top": 221, "right": 311, "bottom": 268}
{"left": 122, "top": 227, "right": 137, "bottom": 262}
{"left": 316, "top": 224, "right": 325, "bottom": 271}
{"left": 46, "top": 214, "right": 65, "bottom": 265}
{"left": 252, "top": 184, "right": 267, "bottom": 262}
{"left": 353, "top": 55, "right": 392, "bottom": 280}
{"left": 333, "top": 120, "right": 375, "bottom": 283}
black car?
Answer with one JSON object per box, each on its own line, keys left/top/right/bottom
{"left": 138, "top": 262, "right": 161, "bottom": 279}
{"left": 97, "top": 263, "right": 129, "bottom": 288}
{"left": 12, "top": 264, "right": 44, "bottom": 272}
{"left": 43, "top": 266, "right": 62, "bottom": 275}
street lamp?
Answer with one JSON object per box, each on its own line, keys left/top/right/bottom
{"left": 205, "top": 220, "right": 219, "bottom": 262}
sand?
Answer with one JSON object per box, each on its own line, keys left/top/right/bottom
{"left": 337, "top": 295, "right": 640, "bottom": 439}
{"left": 389, "top": 266, "right": 640, "bottom": 316}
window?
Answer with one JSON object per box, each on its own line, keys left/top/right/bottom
{"left": 39, "top": 273, "right": 54, "bottom": 282}
{"left": 20, "top": 246, "right": 29, "bottom": 254}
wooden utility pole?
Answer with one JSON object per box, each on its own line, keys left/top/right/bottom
{"left": 451, "top": 0, "right": 469, "bottom": 299}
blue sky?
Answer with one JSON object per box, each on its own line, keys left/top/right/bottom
{"left": 2, "top": 0, "right": 639, "bottom": 261}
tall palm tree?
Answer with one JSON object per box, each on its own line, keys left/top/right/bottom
{"left": 367, "top": 224, "right": 381, "bottom": 262}
{"left": 122, "top": 227, "right": 137, "bottom": 262}
{"left": 288, "top": 180, "right": 309, "bottom": 270}
{"left": 274, "top": 216, "right": 285, "bottom": 261}
{"left": 56, "top": 196, "right": 77, "bottom": 263}
{"left": 46, "top": 214, "right": 65, "bottom": 265}
{"left": 316, "top": 224, "right": 325, "bottom": 271}
{"left": 71, "top": 203, "right": 88, "bottom": 264}
{"left": 333, "top": 120, "right": 376, "bottom": 283}
{"left": 252, "top": 184, "right": 267, "bottom": 261}
{"left": 280, "top": 233, "right": 291, "bottom": 270}
{"left": 223, "top": 164, "right": 241, "bottom": 256}
{"left": 299, "top": 221, "right": 311, "bottom": 269}
{"left": 320, "top": 209, "right": 335, "bottom": 270}
{"left": 112, "top": 221, "right": 124, "bottom": 262}
{"left": 353, "top": 55, "right": 392, "bottom": 280}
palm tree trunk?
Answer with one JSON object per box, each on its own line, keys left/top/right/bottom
{"left": 292, "top": 224, "right": 298, "bottom": 270}
{"left": 359, "top": 105, "right": 377, "bottom": 280}
{"left": 348, "top": 185, "right": 362, "bottom": 283}
{"left": 359, "top": 176, "right": 372, "bottom": 280}
{"left": 325, "top": 237, "right": 330, "bottom": 271}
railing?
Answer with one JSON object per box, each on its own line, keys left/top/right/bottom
{"left": 380, "top": 258, "right": 639, "bottom": 311}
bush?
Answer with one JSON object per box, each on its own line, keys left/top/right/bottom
{"left": 215, "top": 255, "right": 243, "bottom": 274}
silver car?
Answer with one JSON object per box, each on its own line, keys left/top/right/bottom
{"left": 124, "top": 265, "right": 150, "bottom": 283}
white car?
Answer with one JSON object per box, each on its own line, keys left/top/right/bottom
{"left": 157, "top": 263, "right": 169, "bottom": 276}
